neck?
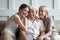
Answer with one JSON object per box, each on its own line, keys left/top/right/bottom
{"left": 30, "top": 16, "right": 35, "bottom": 22}
{"left": 40, "top": 15, "right": 48, "bottom": 20}
{"left": 18, "top": 11, "right": 23, "bottom": 18}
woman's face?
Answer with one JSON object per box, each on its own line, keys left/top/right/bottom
{"left": 21, "top": 7, "right": 29, "bottom": 16}
{"left": 39, "top": 8, "right": 46, "bottom": 18}
{"left": 29, "top": 8, "right": 36, "bottom": 18}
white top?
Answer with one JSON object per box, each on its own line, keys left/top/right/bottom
{"left": 26, "top": 19, "right": 45, "bottom": 39}
{"left": 4, "top": 14, "right": 19, "bottom": 37}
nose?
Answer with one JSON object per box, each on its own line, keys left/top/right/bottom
{"left": 40, "top": 11, "right": 42, "bottom": 13}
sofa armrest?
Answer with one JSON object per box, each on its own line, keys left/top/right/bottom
{"left": 0, "top": 21, "right": 6, "bottom": 36}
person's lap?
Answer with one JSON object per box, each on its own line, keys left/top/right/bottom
{"left": 51, "top": 34, "right": 60, "bottom": 40}
{"left": 1, "top": 30, "right": 16, "bottom": 40}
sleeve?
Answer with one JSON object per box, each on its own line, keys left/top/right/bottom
{"left": 48, "top": 17, "right": 54, "bottom": 27}
{"left": 10, "top": 14, "right": 20, "bottom": 20}
{"left": 39, "top": 20, "right": 45, "bottom": 31}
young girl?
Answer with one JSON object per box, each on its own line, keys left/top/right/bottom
{"left": 38, "top": 6, "right": 60, "bottom": 40}
{"left": 1, "top": 4, "right": 29, "bottom": 40}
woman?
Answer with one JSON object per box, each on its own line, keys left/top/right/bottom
{"left": 38, "top": 5, "right": 60, "bottom": 40}
{"left": 1, "top": 4, "right": 29, "bottom": 40}
{"left": 26, "top": 7, "right": 45, "bottom": 40}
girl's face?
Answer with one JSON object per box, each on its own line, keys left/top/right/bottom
{"left": 39, "top": 8, "right": 47, "bottom": 18}
{"left": 21, "top": 7, "right": 29, "bottom": 16}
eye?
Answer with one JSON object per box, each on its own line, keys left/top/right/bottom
{"left": 40, "top": 10, "right": 43, "bottom": 12}
{"left": 24, "top": 10, "right": 27, "bottom": 12}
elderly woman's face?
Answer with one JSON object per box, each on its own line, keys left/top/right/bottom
{"left": 29, "top": 8, "right": 37, "bottom": 17}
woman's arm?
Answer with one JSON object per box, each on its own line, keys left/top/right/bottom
{"left": 37, "top": 20, "right": 46, "bottom": 40}
{"left": 15, "top": 16, "right": 28, "bottom": 40}
{"left": 14, "top": 16, "right": 27, "bottom": 32}
{"left": 23, "top": 16, "right": 28, "bottom": 30}
{"left": 42, "top": 26, "right": 52, "bottom": 38}
{"left": 38, "top": 27, "right": 52, "bottom": 40}
{"left": 40, "top": 30, "right": 45, "bottom": 36}
{"left": 37, "top": 30, "right": 45, "bottom": 40}
{"left": 43, "top": 17, "right": 53, "bottom": 38}
{"left": 20, "top": 30, "right": 27, "bottom": 40}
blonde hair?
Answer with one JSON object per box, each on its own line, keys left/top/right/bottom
{"left": 39, "top": 5, "right": 48, "bottom": 15}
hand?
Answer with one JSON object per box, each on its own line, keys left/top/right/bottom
{"left": 22, "top": 15, "right": 26, "bottom": 18}
{"left": 37, "top": 36, "right": 44, "bottom": 40}
{"left": 22, "top": 15, "right": 27, "bottom": 21}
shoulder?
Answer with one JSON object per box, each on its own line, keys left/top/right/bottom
{"left": 48, "top": 17, "right": 53, "bottom": 20}
{"left": 11, "top": 14, "right": 20, "bottom": 19}
{"left": 36, "top": 18, "right": 43, "bottom": 23}
{"left": 14, "top": 14, "right": 19, "bottom": 18}
{"left": 47, "top": 17, "right": 53, "bottom": 21}
{"left": 9, "top": 14, "right": 20, "bottom": 21}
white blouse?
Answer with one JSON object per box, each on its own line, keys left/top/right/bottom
{"left": 26, "top": 19, "right": 45, "bottom": 39}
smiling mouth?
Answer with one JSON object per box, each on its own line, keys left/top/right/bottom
{"left": 23, "top": 13, "right": 28, "bottom": 16}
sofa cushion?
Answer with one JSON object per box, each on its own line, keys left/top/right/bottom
{"left": 54, "top": 20, "right": 60, "bottom": 34}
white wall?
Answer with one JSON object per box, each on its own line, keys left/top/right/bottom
{"left": 0, "top": 0, "right": 60, "bottom": 20}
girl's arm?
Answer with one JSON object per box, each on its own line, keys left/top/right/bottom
{"left": 14, "top": 16, "right": 27, "bottom": 32}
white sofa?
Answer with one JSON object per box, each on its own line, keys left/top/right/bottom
{"left": 0, "top": 20, "right": 60, "bottom": 40}
{"left": 54, "top": 20, "right": 60, "bottom": 34}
